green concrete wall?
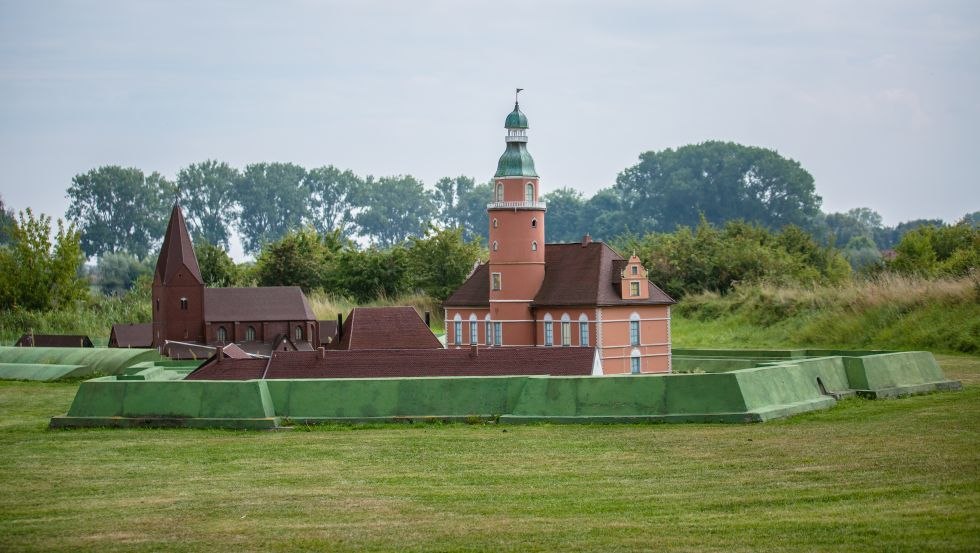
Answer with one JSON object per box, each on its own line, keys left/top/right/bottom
{"left": 0, "top": 347, "right": 160, "bottom": 381}
{"left": 0, "top": 363, "right": 86, "bottom": 382}
{"left": 50, "top": 350, "right": 960, "bottom": 429}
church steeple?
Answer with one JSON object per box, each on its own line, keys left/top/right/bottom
{"left": 155, "top": 202, "right": 203, "bottom": 285}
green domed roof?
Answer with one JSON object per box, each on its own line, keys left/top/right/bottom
{"left": 495, "top": 143, "right": 538, "bottom": 177}
{"left": 505, "top": 103, "right": 529, "bottom": 129}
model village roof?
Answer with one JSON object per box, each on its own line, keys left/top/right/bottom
{"left": 444, "top": 241, "right": 675, "bottom": 308}
{"left": 15, "top": 334, "right": 94, "bottom": 348}
{"left": 336, "top": 306, "right": 442, "bottom": 350}
{"left": 155, "top": 203, "right": 203, "bottom": 284}
{"left": 108, "top": 323, "right": 152, "bottom": 348}
{"left": 203, "top": 287, "right": 316, "bottom": 322}
{"left": 185, "top": 346, "right": 596, "bottom": 380}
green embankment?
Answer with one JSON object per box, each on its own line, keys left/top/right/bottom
{"left": 673, "top": 276, "right": 980, "bottom": 354}
{"left": 0, "top": 347, "right": 161, "bottom": 381}
{"left": 50, "top": 350, "right": 960, "bottom": 428}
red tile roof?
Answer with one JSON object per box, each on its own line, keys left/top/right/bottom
{"left": 109, "top": 323, "right": 152, "bottom": 348}
{"left": 185, "top": 346, "right": 596, "bottom": 380}
{"left": 15, "top": 334, "right": 94, "bottom": 348}
{"left": 203, "top": 287, "right": 316, "bottom": 322}
{"left": 443, "top": 241, "right": 674, "bottom": 307}
{"left": 155, "top": 203, "right": 203, "bottom": 284}
{"left": 336, "top": 307, "right": 443, "bottom": 350}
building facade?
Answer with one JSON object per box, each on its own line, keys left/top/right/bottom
{"left": 444, "top": 99, "right": 675, "bottom": 374}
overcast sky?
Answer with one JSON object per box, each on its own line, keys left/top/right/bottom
{"left": 1, "top": 0, "right": 977, "bottom": 254}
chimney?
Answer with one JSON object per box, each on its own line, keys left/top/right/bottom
{"left": 336, "top": 313, "right": 343, "bottom": 341}
{"left": 424, "top": 311, "right": 431, "bottom": 327}
{"left": 216, "top": 346, "right": 224, "bottom": 362}
{"left": 582, "top": 233, "right": 592, "bottom": 247}
{"left": 470, "top": 343, "right": 479, "bottom": 358}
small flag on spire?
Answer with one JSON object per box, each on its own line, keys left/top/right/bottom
{"left": 515, "top": 88, "right": 524, "bottom": 103}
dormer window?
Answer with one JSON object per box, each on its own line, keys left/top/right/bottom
{"left": 631, "top": 265, "right": 638, "bottom": 275}
{"left": 630, "top": 281, "right": 640, "bottom": 296}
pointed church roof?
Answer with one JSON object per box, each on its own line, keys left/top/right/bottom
{"left": 155, "top": 203, "right": 203, "bottom": 284}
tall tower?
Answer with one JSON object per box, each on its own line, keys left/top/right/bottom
{"left": 151, "top": 203, "right": 206, "bottom": 349}
{"left": 486, "top": 93, "right": 546, "bottom": 346}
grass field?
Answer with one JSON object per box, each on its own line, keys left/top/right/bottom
{"left": 0, "top": 356, "right": 977, "bottom": 552}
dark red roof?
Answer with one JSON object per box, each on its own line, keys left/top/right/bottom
{"left": 203, "top": 287, "right": 316, "bottom": 322}
{"left": 15, "top": 334, "right": 94, "bottom": 348}
{"left": 318, "top": 320, "right": 339, "bottom": 346}
{"left": 155, "top": 203, "right": 203, "bottom": 285}
{"left": 443, "top": 241, "right": 674, "bottom": 307}
{"left": 185, "top": 346, "right": 596, "bottom": 380}
{"left": 109, "top": 323, "right": 152, "bottom": 348}
{"left": 336, "top": 307, "right": 442, "bottom": 350}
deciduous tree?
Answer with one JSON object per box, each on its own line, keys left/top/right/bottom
{"left": 235, "top": 163, "right": 309, "bottom": 255}
{"left": 177, "top": 160, "right": 240, "bottom": 249}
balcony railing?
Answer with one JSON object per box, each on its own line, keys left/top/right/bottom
{"left": 486, "top": 200, "right": 548, "bottom": 210}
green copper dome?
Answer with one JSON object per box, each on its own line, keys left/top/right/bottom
{"left": 504, "top": 103, "right": 529, "bottom": 129}
{"left": 495, "top": 143, "right": 538, "bottom": 177}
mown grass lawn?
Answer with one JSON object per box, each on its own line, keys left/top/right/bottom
{"left": 0, "top": 356, "right": 977, "bottom": 552}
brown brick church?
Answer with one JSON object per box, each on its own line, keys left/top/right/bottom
{"left": 444, "top": 97, "right": 675, "bottom": 374}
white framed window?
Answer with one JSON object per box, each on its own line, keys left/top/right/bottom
{"left": 630, "top": 349, "right": 641, "bottom": 374}
{"left": 245, "top": 326, "right": 256, "bottom": 341}
{"left": 531, "top": 241, "right": 537, "bottom": 251}
{"left": 630, "top": 281, "right": 640, "bottom": 296}
{"left": 495, "top": 182, "right": 504, "bottom": 202}
{"left": 453, "top": 314, "right": 462, "bottom": 345}
{"left": 630, "top": 312, "right": 640, "bottom": 346}
{"left": 525, "top": 182, "right": 534, "bottom": 202}
{"left": 543, "top": 313, "right": 553, "bottom": 347}
{"left": 578, "top": 314, "right": 589, "bottom": 346}
{"left": 493, "top": 321, "right": 502, "bottom": 346}
{"left": 561, "top": 314, "right": 571, "bottom": 347}
{"left": 216, "top": 326, "right": 227, "bottom": 342}
{"left": 491, "top": 272, "right": 501, "bottom": 291}
{"left": 469, "top": 314, "right": 478, "bottom": 344}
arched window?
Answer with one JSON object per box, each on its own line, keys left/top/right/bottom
{"left": 156, "top": 298, "right": 160, "bottom": 312}
{"left": 531, "top": 241, "right": 537, "bottom": 251}
{"left": 216, "top": 326, "right": 227, "bottom": 342}
{"left": 578, "top": 314, "right": 589, "bottom": 346}
{"left": 180, "top": 297, "right": 188, "bottom": 310}
{"left": 485, "top": 314, "right": 492, "bottom": 346}
{"left": 630, "top": 349, "right": 641, "bottom": 374}
{"left": 629, "top": 312, "right": 640, "bottom": 346}
{"left": 492, "top": 241, "right": 499, "bottom": 251}
{"left": 495, "top": 182, "right": 504, "bottom": 202}
{"left": 525, "top": 182, "right": 534, "bottom": 202}
{"left": 469, "top": 314, "right": 478, "bottom": 344}
{"left": 543, "top": 313, "right": 554, "bottom": 347}
{"left": 245, "top": 326, "right": 256, "bottom": 341}
{"left": 453, "top": 314, "right": 462, "bottom": 346}
{"left": 531, "top": 218, "right": 537, "bottom": 228}
{"left": 295, "top": 325, "right": 304, "bottom": 341}
{"left": 560, "top": 314, "right": 571, "bottom": 347}
{"left": 493, "top": 218, "right": 499, "bottom": 228}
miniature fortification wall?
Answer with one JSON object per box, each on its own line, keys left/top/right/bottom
{"left": 48, "top": 350, "right": 960, "bottom": 429}
{"left": 0, "top": 346, "right": 163, "bottom": 381}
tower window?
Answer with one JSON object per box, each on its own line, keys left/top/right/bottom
{"left": 491, "top": 273, "right": 501, "bottom": 291}
{"left": 495, "top": 182, "right": 504, "bottom": 202}
{"left": 180, "top": 298, "right": 188, "bottom": 310}
{"left": 246, "top": 326, "right": 256, "bottom": 341}
{"left": 493, "top": 218, "right": 499, "bottom": 228}
{"left": 579, "top": 314, "right": 589, "bottom": 346}
{"left": 525, "top": 183, "right": 534, "bottom": 202}
{"left": 492, "top": 241, "right": 499, "bottom": 251}
{"left": 630, "top": 281, "right": 640, "bottom": 296}
{"left": 216, "top": 326, "right": 227, "bottom": 342}
{"left": 531, "top": 241, "right": 537, "bottom": 251}
{"left": 531, "top": 218, "right": 537, "bottom": 228}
